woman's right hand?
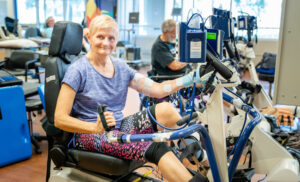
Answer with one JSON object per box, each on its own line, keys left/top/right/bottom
{"left": 95, "top": 112, "right": 116, "bottom": 134}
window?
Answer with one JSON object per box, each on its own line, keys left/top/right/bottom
{"left": 16, "top": 0, "right": 86, "bottom": 27}
{"left": 215, "top": 0, "right": 283, "bottom": 40}
{"left": 0, "top": 0, "right": 8, "bottom": 26}
{"left": 118, "top": 0, "right": 282, "bottom": 40}
{"left": 17, "top": 0, "right": 37, "bottom": 25}
{"left": 117, "top": 0, "right": 165, "bottom": 40}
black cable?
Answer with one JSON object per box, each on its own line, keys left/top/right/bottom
{"left": 257, "top": 174, "right": 267, "bottom": 182}
{"left": 294, "top": 106, "right": 298, "bottom": 117}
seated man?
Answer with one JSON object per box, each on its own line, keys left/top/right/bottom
{"left": 151, "top": 19, "right": 190, "bottom": 76}
{"left": 44, "top": 16, "right": 55, "bottom": 38}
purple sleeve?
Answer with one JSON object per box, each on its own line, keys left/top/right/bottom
{"left": 62, "top": 63, "right": 83, "bottom": 92}
{"left": 120, "top": 60, "right": 137, "bottom": 80}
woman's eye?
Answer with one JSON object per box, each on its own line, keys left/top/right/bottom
{"left": 109, "top": 37, "right": 115, "bottom": 41}
{"left": 97, "top": 35, "right": 104, "bottom": 39}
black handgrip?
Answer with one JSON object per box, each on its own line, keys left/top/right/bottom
{"left": 97, "top": 105, "right": 112, "bottom": 132}
{"left": 176, "top": 112, "right": 198, "bottom": 126}
{"left": 206, "top": 51, "right": 233, "bottom": 80}
{"left": 224, "top": 40, "right": 236, "bottom": 59}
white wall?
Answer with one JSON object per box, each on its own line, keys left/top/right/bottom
{"left": 135, "top": 35, "right": 158, "bottom": 64}
{"left": 253, "top": 40, "right": 279, "bottom": 65}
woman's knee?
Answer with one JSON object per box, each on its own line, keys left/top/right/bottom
{"left": 156, "top": 102, "right": 175, "bottom": 115}
{"left": 144, "top": 142, "right": 171, "bottom": 165}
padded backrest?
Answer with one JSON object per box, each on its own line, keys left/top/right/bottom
{"left": 45, "top": 21, "right": 83, "bottom": 125}
{"left": 5, "top": 17, "right": 18, "bottom": 36}
{"left": 6, "top": 50, "right": 36, "bottom": 69}
{"left": 49, "top": 21, "right": 83, "bottom": 63}
{"left": 25, "top": 27, "right": 43, "bottom": 38}
{"left": 260, "top": 52, "right": 276, "bottom": 69}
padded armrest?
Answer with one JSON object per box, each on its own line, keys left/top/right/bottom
{"left": 150, "top": 74, "right": 184, "bottom": 82}
{"left": 25, "top": 58, "right": 39, "bottom": 81}
{"left": 0, "top": 58, "right": 8, "bottom": 68}
{"left": 22, "top": 82, "right": 39, "bottom": 98}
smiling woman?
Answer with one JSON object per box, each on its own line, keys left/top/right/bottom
{"left": 86, "top": 16, "right": 118, "bottom": 59}
{"left": 53, "top": 14, "right": 211, "bottom": 182}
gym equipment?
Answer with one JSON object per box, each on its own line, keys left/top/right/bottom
{"left": 0, "top": 86, "right": 32, "bottom": 167}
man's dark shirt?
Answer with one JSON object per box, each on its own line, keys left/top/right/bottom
{"left": 151, "top": 36, "right": 189, "bottom": 76}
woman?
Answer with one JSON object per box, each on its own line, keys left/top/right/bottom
{"left": 55, "top": 15, "right": 210, "bottom": 182}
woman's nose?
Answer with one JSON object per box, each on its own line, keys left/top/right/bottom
{"left": 102, "top": 37, "right": 110, "bottom": 45}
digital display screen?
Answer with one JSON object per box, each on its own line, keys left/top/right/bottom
{"left": 207, "top": 32, "right": 217, "bottom": 40}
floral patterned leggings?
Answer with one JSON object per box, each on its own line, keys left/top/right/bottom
{"left": 75, "top": 107, "right": 156, "bottom": 161}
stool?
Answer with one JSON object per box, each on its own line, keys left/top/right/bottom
{"left": 256, "top": 68, "right": 275, "bottom": 97}
{"left": 25, "top": 99, "right": 47, "bottom": 154}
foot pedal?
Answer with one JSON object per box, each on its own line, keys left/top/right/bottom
{"left": 232, "top": 168, "right": 255, "bottom": 182}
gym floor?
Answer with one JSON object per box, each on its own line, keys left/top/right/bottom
{"left": 0, "top": 67, "right": 268, "bottom": 182}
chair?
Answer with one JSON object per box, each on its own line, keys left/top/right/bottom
{"left": 256, "top": 52, "right": 276, "bottom": 97}
{"left": 25, "top": 27, "right": 43, "bottom": 38}
{"left": 44, "top": 21, "right": 142, "bottom": 181}
{"left": 2, "top": 50, "right": 40, "bottom": 82}
{"left": 5, "top": 17, "right": 18, "bottom": 37}
{"left": 22, "top": 79, "right": 47, "bottom": 154}
{"left": 25, "top": 95, "right": 46, "bottom": 154}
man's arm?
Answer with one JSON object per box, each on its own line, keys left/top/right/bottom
{"left": 167, "top": 59, "right": 188, "bottom": 70}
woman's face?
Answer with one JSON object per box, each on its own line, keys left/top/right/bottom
{"left": 89, "top": 28, "right": 117, "bottom": 56}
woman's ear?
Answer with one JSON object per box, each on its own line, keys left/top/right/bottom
{"left": 86, "top": 31, "right": 91, "bottom": 42}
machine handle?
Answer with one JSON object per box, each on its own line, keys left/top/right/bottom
{"left": 0, "top": 107, "right": 2, "bottom": 120}
{"left": 97, "top": 105, "right": 112, "bottom": 132}
{"left": 224, "top": 40, "right": 236, "bottom": 59}
{"left": 207, "top": 51, "right": 233, "bottom": 80}
{"left": 176, "top": 112, "right": 198, "bottom": 126}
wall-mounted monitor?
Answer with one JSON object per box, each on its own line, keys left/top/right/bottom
{"left": 129, "top": 12, "right": 139, "bottom": 24}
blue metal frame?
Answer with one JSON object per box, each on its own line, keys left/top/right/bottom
{"left": 14, "top": 0, "right": 18, "bottom": 19}
{"left": 120, "top": 123, "right": 222, "bottom": 182}
{"left": 116, "top": 92, "right": 261, "bottom": 182}
{"left": 223, "top": 92, "right": 262, "bottom": 181}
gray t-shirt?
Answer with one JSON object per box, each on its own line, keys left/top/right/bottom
{"left": 62, "top": 56, "right": 137, "bottom": 128}
{"left": 151, "top": 36, "right": 190, "bottom": 75}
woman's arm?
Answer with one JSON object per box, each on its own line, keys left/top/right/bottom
{"left": 129, "top": 73, "right": 198, "bottom": 99}
{"left": 54, "top": 83, "right": 115, "bottom": 134}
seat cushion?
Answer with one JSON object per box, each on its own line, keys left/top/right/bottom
{"left": 256, "top": 68, "right": 275, "bottom": 75}
{"left": 69, "top": 149, "right": 144, "bottom": 176}
{"left": 258, "top": 73, "right": 274, "bottom": 83}
{"left": 25, "top": 99, "right": 42, "bottom": 111}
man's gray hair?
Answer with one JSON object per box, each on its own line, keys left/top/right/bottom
{"left": 161, "top": 19, "right": 176, "bottom": 33}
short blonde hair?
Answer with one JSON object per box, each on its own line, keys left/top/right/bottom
{"left": 89, "top": 15, "right": 118, "bottom": 36}
{"left": 161, "top": 19, "right": 176, "bottom": 33}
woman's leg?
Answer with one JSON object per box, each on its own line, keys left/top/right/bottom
{"left": 75, "top": 109, "right": 156, "bottom": 161}
{"left": 158, "top": 152, "right": 193, "bottom": 182}
{"left": 154, "top": 102, "right": 182, "bottom": 130}
{"left": 145, "top": 142, "right": 193, "bottom": 182}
